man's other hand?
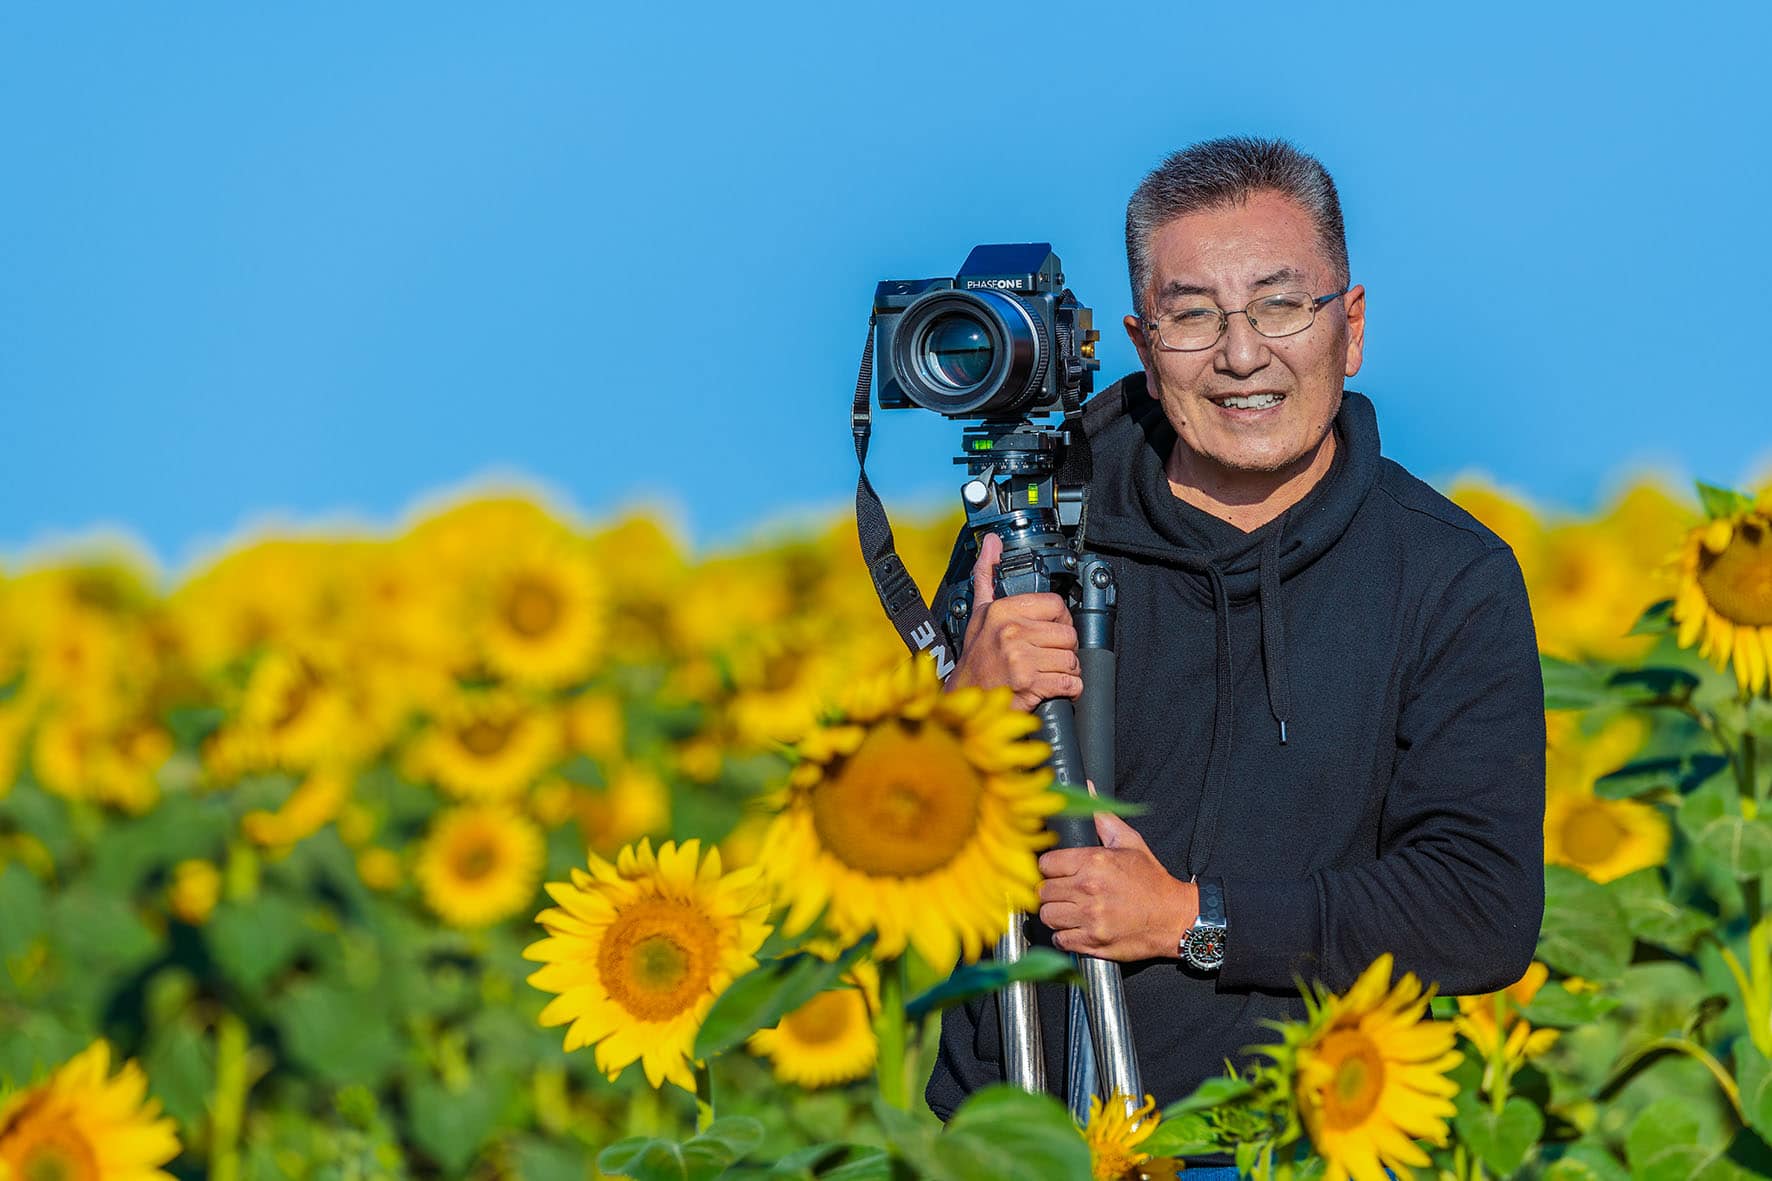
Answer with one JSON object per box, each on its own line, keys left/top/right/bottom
{"left": 1037, "top": 813, "right": 1195, "bottom": 962}
{"left": 947, "top": 531, "right": 1081, "bottom": 712}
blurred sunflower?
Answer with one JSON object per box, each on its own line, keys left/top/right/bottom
{"left": 32, "top": 702, "right": 170, "bottom": 813}
{"left": 207, "top": 648, "right": 352, "bottom": 776}
{"left": 241, "top": 764, "right": 352, "bottom": 849}
{"left": 1270, "top": 954, "right": 1460, "bottom": 1181}
{"left": 747, "top": 960, "right": 879, "bottom": 1089}
{"left": 0, "top": 1039, "right": 180, "bottom": 1181}
{"left": 1082, "top": 1092, "right": 1176, "bottom": 1181}
{"left": 1672, "top": 493, "right": 1772, "bottom": 695}
{"left": 403, "top": 689, "right": 561, "bottom": 801}
{"left": 167, "top": 859, "right": 222, "bottom": 926}
{"left": 524, "top": 838, "right": 772, "bottom": 1091}
{"left": 469, "top": 542, "right": 606, "bottom": 689}
{"left": 1543, "top": 717, "right": 1668, "bottom": 884}
{"left": 572, "top": 763, "right": 671, "bottom": 856}
{"left": 357, "top": 846, "right": 404, "bottom": 892}
{"left": 417, "top": 804, "right": 545, "bottom": 929}
{"left": 758, "top": 656, "right": 1059, "bottom": 969}
{"left": 1453, "top": 962, "right": 1559, "bottom": 1087}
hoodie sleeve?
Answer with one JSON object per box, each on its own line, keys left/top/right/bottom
{"left": 1217, "top": 546, "right": 1546, "bottom": 996}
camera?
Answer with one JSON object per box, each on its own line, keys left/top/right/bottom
{"left": 872, "top": 243, "right": 1099, "bottom": 419}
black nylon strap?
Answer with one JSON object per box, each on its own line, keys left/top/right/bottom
{"left": 852, "top": 320, "right": 957, "bottom": 680}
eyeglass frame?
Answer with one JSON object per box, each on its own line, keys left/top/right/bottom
{"left": 1140, "top": 286, "right": 1350, "bottom": 352}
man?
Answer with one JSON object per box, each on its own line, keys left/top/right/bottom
{"left": 925, "top": 137, "right": 1546, "bottom": 1121}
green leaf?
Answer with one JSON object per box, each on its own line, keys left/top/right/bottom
{"left": 509, "top": 1137, "right": 592, "bottom": 1181}
{"left": 1546, "top": 1141, "right": 1631, "bottom": 1181}
{"left": 1049, "top": 783, "right": 1147, "bottom": 818}
{"left": 46, "top": 885, "right": 162, "bottom": 976}
{"left": 1597, "top": 752, "right": 1729, "bottom": 801}
{"left": 205, "top": 892, "right": 309, "bottom": 993}
{"left": 274, "top": 979, "right": 401, "bottom": 1088}
{"left": 1520, "top": 982, "right": 1621, "bottom": 1027}
{"left": 935, "top": 1084, "right": 1091, "bottom": 1181}
{"left": 406, "top": 1076, "right": 502, "bottom": 1174}
{"left": 1679, "top": 791, "right": 1772, "bottom": 877}
{"left": 1630, "top": 600, "right": 1676, "bottom": 636}
{"left": 1455, "top": 1096, "right": 1544, "bottom": 1175}
{"left": 1141, "top": 1109, "right": 1221, "bottom": 1157}
{"left": 599, "top": 1137, "right": 689, "bottom": 1181}
{"left": 1158, "top": 1073, "right": 1255, "bottom": 1118}
{"left": 0, "top": 862, "right": 47, "bottom": 963}
{"left": 1608, "top": 666, "right": 1702, "bottom": 705}
{"left": 682, "top": 1117, "right": 764, "bottom": 1179}
{"left": 1697, "top": 483, "right": 1752, "bottom": 520}
{"left": 906, "top": 948, "right": 1076, "bottom": 1023}
{"left": 1539, "top": 866, "right": 1632, "bottom": 979}
{"left": 694, "top": 936, "right": 875, "bottom": 1059}
{"left": 1543, "top": 655, "right": 1615, "bottom": 711}
{"left": 142, "top": 1019, "right": 215, "bottom": 1132}
{"left": 1737, "top": 1049, "right": 1772, "bottom": 1143}
{"left": 816, "top": 1151, "right": 892, "bottom": 1180}
{"left": 1606, "top": 868, "right": 1714, "bottom": 953}
{"left": 1626, "top": 1095, "right": 1711, "bottom": 1180}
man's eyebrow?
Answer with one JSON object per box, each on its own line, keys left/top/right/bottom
{"left": 1154, "top": 279, "right": 1213, "bottom": 302}
{"left": 1253, "top": 267, "right": 1306, "bottom": 288}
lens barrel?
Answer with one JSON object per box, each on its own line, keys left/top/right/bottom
{"left": 888, "top": 289, "right": 1045, "bottom": 416}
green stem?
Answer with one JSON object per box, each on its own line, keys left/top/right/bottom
{"left": 1679, "top": 703, "right": 1747, "bottom": 791}
{"left": 693, "top": 1060, "right": 715, "bottom": 1133}
{"left": 875, "top": 956, "right": 909, "bottom": 1110}
{"left": 1598, "top": 1037, "right": 1747, "bottom": 1126}
{"left": 209, "top": 1011, "right": 249, "bottom": 1181}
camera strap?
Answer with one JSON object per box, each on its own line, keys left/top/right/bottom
{"left": 851, "top": 319, "right": 958, "bottom": 681}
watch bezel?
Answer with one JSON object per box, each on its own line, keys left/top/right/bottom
{"left": 1181, "top": 923, "right": 1226, "bottom": 971}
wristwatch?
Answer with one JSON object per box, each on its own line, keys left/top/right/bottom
{"left": 1179, "top": 878, "right": 1227, "bottom": 971}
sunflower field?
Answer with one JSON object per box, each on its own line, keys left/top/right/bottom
{"left": 2, "top": 474, "right": 1772, "bottom": 1180}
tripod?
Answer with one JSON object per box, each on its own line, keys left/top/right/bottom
{"left": 937, "top": 418, "right": 1142, "bottom": 1119}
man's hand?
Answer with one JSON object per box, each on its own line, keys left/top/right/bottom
{"left": 946, "top": 531, "right": 1081, "bottom": 712}
{"left": 1038, "top": 813, "right": 1196, "bottom": 962}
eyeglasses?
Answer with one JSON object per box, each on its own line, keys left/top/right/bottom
{"left": 1142, "top": 288, "right": 1348, "bottom": 352}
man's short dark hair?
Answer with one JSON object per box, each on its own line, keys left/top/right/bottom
{"left": 1125, "top": 136, "right": 1349, "bottom": 316}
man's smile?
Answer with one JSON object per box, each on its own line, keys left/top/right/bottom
{"left": 1206, "top": 391, "right": 1287, "bottom": 416}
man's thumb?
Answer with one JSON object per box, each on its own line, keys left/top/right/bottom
{"left": 1096, "top": 811, "right": 1147, "bottom": 850}
{"left": 971, "top": 530, "right": 1003, "bottom": 609}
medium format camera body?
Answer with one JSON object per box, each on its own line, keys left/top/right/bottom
{"left": 872, "top": 243, "right": 1098, "bottom": 420}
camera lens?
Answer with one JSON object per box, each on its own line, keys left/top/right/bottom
{"left": 923, "top": 314, "right": 994, "bottom": 388}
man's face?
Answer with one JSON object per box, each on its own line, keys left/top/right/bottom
{"left": 1122, "top": 190, "right": 1366, "bottom": 480}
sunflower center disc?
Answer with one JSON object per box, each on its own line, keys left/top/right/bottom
{"left": 12, "top": 1124, "right": 102, "bottom": 1181}
{"left": 454, "top": 841, "right": 500, "bottom": 881}
{"left": 782, "top": 990, "right": 857, "bottom": 1046}
{"left": 598, "top": 897, "right": 718, "bottom": 1022}
{"left": 1698, "top": 520, "right": 1772, "bottom": 626}
{"left": 1318, "top": 1029, "right": 1385, "bottom": 1129}
{"left": 505, "top": 577, "right": 562, "bottom": 637}
{"left": 459, "top": 717, "right": 516, "bottom": 757}
{"left": 808, "top": 720, "right": 985, "bottom": 877}
{"left": 1561, "top": 801, "right": 1627, "bottom": 867}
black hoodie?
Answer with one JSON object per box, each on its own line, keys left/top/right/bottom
{"left": 926, "top": 373, "right": 1546, "bottom": 1119}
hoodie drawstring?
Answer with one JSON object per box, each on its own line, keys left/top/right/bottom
{"left": 1259, "top": 529, "right": 1292, "bottom": 745}
{"left": 1183, "top": 530, "right": 1294, "bottom": 877}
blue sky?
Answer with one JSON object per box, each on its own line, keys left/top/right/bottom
{"left": 2, "top": 3, "right": 1768, "bottom": 572}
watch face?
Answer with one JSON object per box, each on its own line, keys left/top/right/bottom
{"left": 1184, "top": 926, "right": 1226, "bottom": 970}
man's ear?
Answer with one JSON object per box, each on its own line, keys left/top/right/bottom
{"left": 1123, "top": 313, "right": 1154, "bottom": 373}
{"left": 1342, "top": 284, "right": 1366, "bottom": 379}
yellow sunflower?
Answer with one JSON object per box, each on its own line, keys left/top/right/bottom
{"left": 524, "top": 838, "right": 772, "bottom": 1092}
{"left": 470, "top": 541, "right": 606, "bottom": 689}
{"left": 0, "top": 1039, "right": 180, "bottom": 1181}
{"left": 1280, "top": 954, "right": 1461, "bottom": 1181}
{"left": 357, "top": 847, "right": 404, "bottom": 892}
{"left": 241, "top": 765, "right": 351, "bottom": 849}
{"left": 416, "top": 804, "right": 545, "bottom": 929}
{"left": 402, "top": 689, "right": 561, "bottom": 801}
{"left": 758, "top": 656, "right": 1059, "bottom": 969}
{"left": 1083, "top": 1092, "right": 1177, "bottom": 1181}
{"left": 747, "top": 960, "right": 879, "bottom": 1089}
{"left": 1672, "top": 492, "right": 1772, "bottom": 695}
{"left": 167, "top": 859, "right": 222, "bottom": 926}
{"left": 1454, "top": 962, "right": 1560, "bottom": 1088}
{"left": 1543, "top": 717, "right": 1669, "bottom": 884}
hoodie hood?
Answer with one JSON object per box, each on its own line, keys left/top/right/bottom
{"left": 1082, "top": 372, "right": 1383, "bottom": 602}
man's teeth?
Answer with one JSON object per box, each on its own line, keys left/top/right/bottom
{"left": 1217, "top": 393, "right": 1284, "bottom": 410}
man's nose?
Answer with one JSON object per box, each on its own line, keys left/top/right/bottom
{"left": 1215, "top": 310, "right": 1270, "bottom": 377}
